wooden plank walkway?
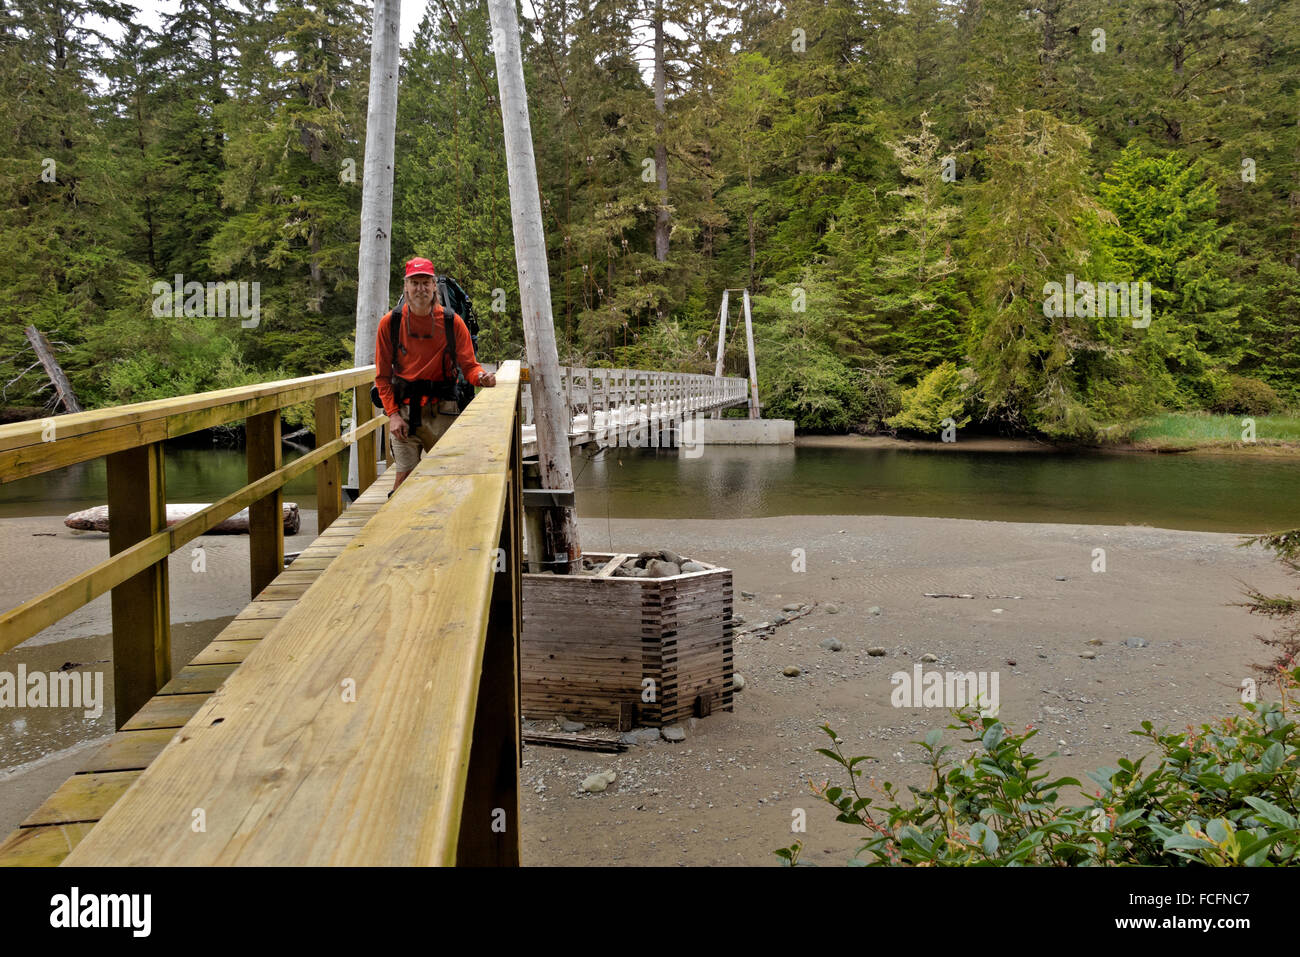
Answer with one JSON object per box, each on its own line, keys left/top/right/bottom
{"left": 0, "top": 472, "right": 397, "bottom": 866}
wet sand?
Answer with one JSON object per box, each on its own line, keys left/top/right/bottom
{"left": 518, "top": 514, "right": 1295, "bottom": 865}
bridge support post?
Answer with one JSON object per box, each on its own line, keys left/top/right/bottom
{"left": 247, "top": 410, "right": 284, "bottom": 598}
{"left": 521, "top": 462, "right": 548, "bottom": 574}
{"left": 106, "top": 442, "right": 171, "bottom": 729}
{"left": 315, "top": 392, "right": 343, "bottom": 533}
{"left": 354, "top": 384, "right": 379, "bottom": 494}
{"left": 489, "top": 0, "right": 582, "bottom": 572}
{"left": 713, "top": 291, "right": 729, "bottom": 419}
{"left": 456, "top": 389, "right": 523, "bottom": 866}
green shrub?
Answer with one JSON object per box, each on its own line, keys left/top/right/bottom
{"left": 1211, "top": 374, "right": 1285, "bottom": 416}
{"left": 759, "top": 344, "right": 869, "bottom": 432}
{"left": 885, "top": 361, "right": 972, "bottom": 435}
{"left": 778, "top": 669, "right": 1300, "bottom": 866}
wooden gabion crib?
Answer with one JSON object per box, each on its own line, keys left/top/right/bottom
{"left": 521, "top": 553, "right": 734, "bottom": 729}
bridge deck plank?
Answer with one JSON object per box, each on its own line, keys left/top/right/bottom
{"left": 0, "top": 824, "right": 97, "bottom": 867}
{"left": 21, "top": 772, "right": 142, "bottom": 827}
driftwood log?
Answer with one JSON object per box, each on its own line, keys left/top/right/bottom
{"left": 65, "top": 502, "right": 300, "bottom": 535}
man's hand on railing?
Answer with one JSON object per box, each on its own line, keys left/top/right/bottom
{"left": 478, "top": 372, "right": 497, "bottom": 388}
{"left": 389, "top": 411, "right": 408, "bottom": 441}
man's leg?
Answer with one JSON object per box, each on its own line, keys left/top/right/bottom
{"left": 390, "top": 405, "right": 454, "bottom": 494}
{"left": 390, "top": 405, "right": 423, "bottom": 493}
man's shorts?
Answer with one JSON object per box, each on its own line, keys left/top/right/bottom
{"left": 390, "top": 400, "right": 458, "bottom": 472}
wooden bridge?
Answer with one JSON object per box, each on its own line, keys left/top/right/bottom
{"left": 0, "top": 361, "right": 747, "bottom": 866}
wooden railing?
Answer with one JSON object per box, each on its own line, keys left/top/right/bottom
{"left": 0, "top": 367, "right": 386, "bottom": 727}
{"left": 61, "top": 361, "right": 524, "bottom": 865}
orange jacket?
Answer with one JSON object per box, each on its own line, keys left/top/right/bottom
{"left": 374, "top": 302, "right": 486, "bottom": 417}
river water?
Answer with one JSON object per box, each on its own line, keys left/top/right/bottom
{"left": 0, "top": 440, "right": 1296, "bottom": 533}
{"left": 572, "top": 443, "right": 1299, "bottom": 534}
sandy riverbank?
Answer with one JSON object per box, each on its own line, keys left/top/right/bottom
{"left": 0, "top": 511, "right": 1293, "bottom": 863}
{"left": 517, "top": 514, "right": 1294, "bottom": 865}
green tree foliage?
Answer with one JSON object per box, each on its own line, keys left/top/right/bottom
{"left": 964, "top": 110, "right": 1122, "bottom": 438}
{"left": 208, "top": 0, "right": 368, "bottom": 375}
{"left": 1, "top": 0, "right": 1297, "bottom": 433}
{"left": 393, "top": 0, "right": 520, "bottom": 360}
{"left": 885, "top": 360, "right": 970, "bottom": 434}
{"left": 753, "top": 274, "right": 867, "bottom": 432}
{"left": 1093, "top": 143, "right": 1242, "bottom": 407}
{"left": 852, "top": 112, "right": 965, "bottom": 380}
{"left": 0, "top": 0, "right": 140, "bottom": 404}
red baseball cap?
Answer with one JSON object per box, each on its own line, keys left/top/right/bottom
{"left": 404, "top": 257, "right": 436, "bottom": 278}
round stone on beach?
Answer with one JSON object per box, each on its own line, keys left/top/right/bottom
{"left": 661, "top": 725, "right": 686, "bottom": 742}
{"left": 920, "top": 653, "right": 938, "bottom": 663}
{"left": 867, "top": 647, "right": 887, "bottom": 657}
{"left": 782, "top": 602, "right": 802, "bottom": 612}
{"left": 824, "top": 603, "right": 840, "bottom": 614}
{"left": 581, "top": 770, "right": 617, "bottom": 793}
{"left": 732, "top": 673, "right": 745, "bottom": 691}
{"left": 782, "top": 666, "right": 801, "bottom": 677}
{"left": 820, "top": 637, "right": 844, "bottom": 652}
{"left": 869, "top": 606, "right": 882, "bottom": 616}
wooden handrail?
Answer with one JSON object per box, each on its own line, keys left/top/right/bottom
{"left": 0, "top": 366, "right": 376, "bottom": 483}
{"left": 62, "top": 361, "right": 524, "bottom": 866}
{"left": 0, "top": 366, "right": 386, "bottom": 725}
{"left": 0, "top": 412, "right": 385, "bottom": 656}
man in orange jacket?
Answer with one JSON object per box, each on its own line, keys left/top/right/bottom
{"left": 375, "top": 257, "right": 496, "bottom": 493}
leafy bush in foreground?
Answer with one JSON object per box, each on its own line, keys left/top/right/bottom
{"left": 778, "top": 669, "right": 1300, "bottom": 866}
